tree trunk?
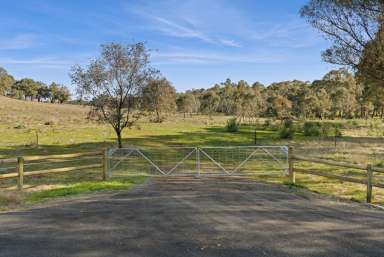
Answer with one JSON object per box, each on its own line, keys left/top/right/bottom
{"left": 156, "top": 110, "right": 161, "bottom": 122}
{"left": 115, "top": 129, "right": 123, "bottom": 148}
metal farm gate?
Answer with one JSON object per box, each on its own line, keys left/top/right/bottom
{"left": 106, "top": 146, "right": 288, "bottom": 178}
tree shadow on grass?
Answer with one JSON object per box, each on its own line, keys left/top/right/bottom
{"left": 1, "top": 125, "right": 384, "bottom": 158}
{"left": 0, "top": 126, "right": 281, "bottom": 157}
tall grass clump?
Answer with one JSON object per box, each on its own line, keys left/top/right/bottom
{"left": 279, "top": 119, "right": 295, "bottom": 139}
{"left": 226, "top": 118, "right": 240, "bottom": 132}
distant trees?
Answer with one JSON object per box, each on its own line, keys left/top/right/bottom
{"left": 37, "top": 84, "right": 51, "bottom": 102}
{"left": 49, "top": 83, "right": 70, "bottom": 103}
{"left": 200, "top": 90, "right": 220, "bottom": 119}
{"left": 71, "top": 42, "right": 156, "bottom": 148}
{"left": 0, "top": 66, "right": 70, "bottom": 103}
{"left": 174, "top": 68, "right": 384, "bottom": 120}
{"left": 142, "top": 78, "right": 176, "bottom": 122}
{"left": 176, "top": 92, "right": 199, "bottom": 117}
{"left": 15, "top": 78, "right": 39, "bottom": 101}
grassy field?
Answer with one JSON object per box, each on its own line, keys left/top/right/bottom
{"left": 1, "top": 96, "right": 384, "bottom": 208}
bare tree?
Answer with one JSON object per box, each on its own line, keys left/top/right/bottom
{"left": 71, "top": 43, "right": 156, "bottom": 148}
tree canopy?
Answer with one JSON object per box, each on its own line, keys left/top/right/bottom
{"left": 71, "top": 42, "right": 157, "bottom": 148}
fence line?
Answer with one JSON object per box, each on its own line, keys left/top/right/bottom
{"left": 0, "top": 151, "right": 105, "bottom": 190}
{"left": 1, "top": 146, "right": 383, "bottom": 204}
{"left": 288, "top": 146, "right": 383, "bottom": 203}
{"left": 0, "top": 158, "right": 17, "bottom": 165}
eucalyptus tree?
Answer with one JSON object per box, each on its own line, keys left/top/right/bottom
{"left": 177, "top": 92, "right": 197, "bottom": 117}
{"left": 71, "top": 42, "right": 156, "bottom": 148}
{"left": 301, "top": 0, "right": 384, "bottom": 91}
{"left": 36, "top": 83, "right": 50, "bottom": 102}
{"left": 301, "top": 0, "right": 383, "bottom": 67}
{"left": 0, "top": 67, "right": 14, "bottom": 96}
{"left": 14, "top": 78, "right": 39, "bottom": 100}
{"left": 142, "top": 78, "right": 176, "bottom": 122}
{"left": 200, "top": 90, "right": 220, "bottom": 119}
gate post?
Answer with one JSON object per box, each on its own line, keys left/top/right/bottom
{"left": 102, "top": 149, "right": 108, "bottom": 181}
{"left": 288, "top": 146, "right": 295, "bottom": 184}
{"left": 366, "top": 164, "right": 373, "bottom": 203}
{"left": 17, "top": 156, "right": 24, "bottom": 190}
{"left": 196, "top": 147, "right": 200, "bottom": 176}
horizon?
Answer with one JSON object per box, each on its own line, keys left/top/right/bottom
{"left": 0, "top": 0, "right": 338, "bottom": 93}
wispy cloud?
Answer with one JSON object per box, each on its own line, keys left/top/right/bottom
{"left": 0, "top": 34, "right": 40, "bottom": 50}
{"left": 0, "top": 57, "right": 70, "bottom": 68}
{"left": 152, "top": 50, "right": 285, "bottom": 65}
{"left": 149, "top": 15, "right": 215, "bottom": 44}
{"left": 129, "top": 5, "right": 243, "bottom": 48}
{"left": 251, "top": 20, "right": 320, "bottom": 49}
{"left": 220, "top": 39, "right": 242, "bottom": 48}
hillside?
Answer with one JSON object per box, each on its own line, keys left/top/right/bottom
{"left": 0, "top": 96, "right": 90, "bottom": 126}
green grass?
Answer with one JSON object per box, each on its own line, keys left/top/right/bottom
{"left": 26, "top": 176, "right": 147, "bottom": 203}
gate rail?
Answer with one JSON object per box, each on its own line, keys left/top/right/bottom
{"left": 106, "top": 145, "right": 289, "bottom": 178}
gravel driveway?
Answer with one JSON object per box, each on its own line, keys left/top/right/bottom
{"left": 1, "top": 176, "right": 384, "bottom": 257}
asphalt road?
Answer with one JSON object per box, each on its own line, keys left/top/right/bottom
{"left": 1, "top": 177, "right": 384, "bottom": 257}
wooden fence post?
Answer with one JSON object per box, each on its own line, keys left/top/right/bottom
{"left": 17, "top": 156, "right": 24, "bottom": 190}
{"left": 366, "top": 164, "right": 373, "bottom": 203}
{"left": 288, "top": 146, "right": 295, "bottom": 184}
{"left": 102, "top": 149, "right": 108, "bottom": 181}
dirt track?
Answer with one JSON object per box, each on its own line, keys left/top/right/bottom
{"left": 1, "top": 177, "right": 384, "bottom": 257}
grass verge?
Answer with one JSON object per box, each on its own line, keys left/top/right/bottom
{"left": 24, "top": 176, "right": 147, "bottom": 203}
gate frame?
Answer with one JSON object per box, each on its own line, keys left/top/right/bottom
{"left": 107, "top": 145, "right": 289, "bottom": 177}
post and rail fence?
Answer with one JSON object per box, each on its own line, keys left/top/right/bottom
{"left": 0, "top": 151, "right": 105, "bottom": 190}
{"left": 0, "top": 146, "right": 383, "bottom": 203}
{"left": 287, "top": 146, "right": 384, "bottom": 203}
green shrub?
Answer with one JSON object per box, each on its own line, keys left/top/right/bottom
{"left": 263, "top": 119, "right": 271, "bottom": 129}
{"left": 303, "top": 122, "right": 322, "bottom": 136}
{"left": 303, "top": 121, "right": 342, "bottom": 137}
{"left": 279, "top": 119, "right": 295, "bottom": 139}
{"left": 226, "top": 118, "right": 239, "bottom": 132}
{"left": 263, "top": 119, "right": 280, "bottom": 131}
{"left": 13, "top": 123, "right": 26, "bottom": 129}
{"left": 347, "top": 120, "right": 359, "bottom": 128}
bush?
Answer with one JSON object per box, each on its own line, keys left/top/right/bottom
{"left": 226, "top": 118, "right": 239, "bottom": 132}
{"left": 13, "top": 123, "right": 26, "bottom": 129}
{"left": 44, "top": 121, "right": 55, "bottom": 126}
{"left": 279, "top": 119, "right": 295, "bottom": 139}
{"left": 263, "top": 119, "right": 271, "bottom": 129}
{"left": 263, "top": 119, "right": 280, "bottom": 131}
{"left": 303, "top": 122, "right": 321, "bottom": 136}
{"left": 303, "top": 121, "right": 342, "bottom": 137}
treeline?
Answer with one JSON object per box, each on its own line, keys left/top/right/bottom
{"left": 177, "top": 69, "right": 383, "bottom": 121}
{"left": 0, "top": 67, "right": 70, "bottom": 103}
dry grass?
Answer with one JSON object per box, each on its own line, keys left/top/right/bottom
{"left": 0, "top": 96, "right": 90, "bottom": 126}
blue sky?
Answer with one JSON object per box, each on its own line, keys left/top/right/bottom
{"left": 0, "top": 0, "right": 337, "bottom": 92}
